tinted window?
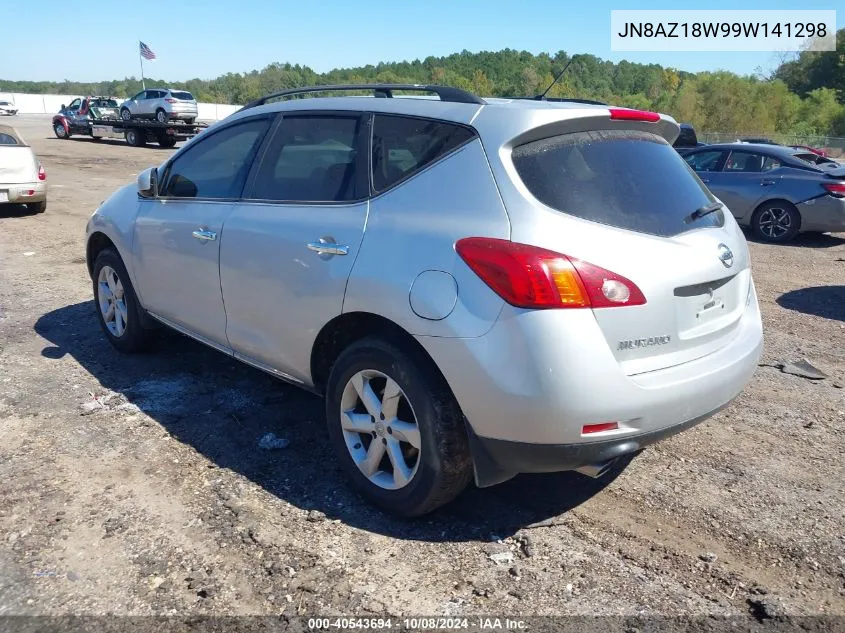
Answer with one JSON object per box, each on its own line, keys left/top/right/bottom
{"left": 0, "top": 133, "right": 18, "bottom": 145}
{"left": 725, "top": 151, "right": 774, "bottom": 173}
{"left": 170, "top": 91, "right": 194, "bottom": 101}
{"left": 685, "top": 150, "right": 727, "bottom": 172}
{"left": 512, "top": 130, "right": 722, "bottom": 238}
{"left": 674, "top": 126, "right": 697, "bottom": 147}
{"left": 371, "top": 115, "right": 475, "bottom": 192}
{"left": 251, "top": 115, "right": 362, "bottom": 202}
{"left": 162, "top": 118, "right": 270, "bottom": 199}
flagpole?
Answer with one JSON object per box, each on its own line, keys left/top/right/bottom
{"left": 139, "top": 40, "right": 146, "bottom": 90}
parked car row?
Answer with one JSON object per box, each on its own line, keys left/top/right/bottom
{"left": 0, "top": 100, "right": 18, "bottom": 116}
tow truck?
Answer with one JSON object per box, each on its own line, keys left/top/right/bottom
{"left": 52, "top": 96, "right": 208, "bottom": 148}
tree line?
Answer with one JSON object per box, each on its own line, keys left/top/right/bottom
{"left": 2, "top": 29, "right": 842, "bottom": 137}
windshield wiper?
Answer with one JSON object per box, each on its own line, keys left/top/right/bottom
{"left": 684, "top": 201, "right": 723, "bottom": 224}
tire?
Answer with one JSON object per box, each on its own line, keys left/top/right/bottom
{"left": 183, "top": 118, "right": 195, "bottom": 125}
{"left": 751, "top": 200, "right": 800, "bottom": 243}
{"left": 28, "top": 201, "right": 46, "bottom": 213}
{"left": 325, "top": 337, "right": 473, "bottom": 517}
{"left": 125, "top": 129, "right": 146, "bottom": 147}
{"left": 157, "top": 136, "right": 177, "bottom": 148}
{"left": 120, "top": 108, "right": 132, "bottom": 121}
{"left": 155, "top": 109, "right": 169, "bottom": 123}
{"left": 91, "top": 249, "right": 154, "bottom": 353}
{"left": 53, "top": 122, "right": 68, "bottom": 139}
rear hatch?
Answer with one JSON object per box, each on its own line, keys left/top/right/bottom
{"left": 0, "top": 129, "right": 37, "bottom": 184}
{"left": 509, "top": 127, "right": 751, "bottom": 375}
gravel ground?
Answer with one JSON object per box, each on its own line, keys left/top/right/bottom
{"left": 1, "top": 115, "right": 844, "bottom": 624}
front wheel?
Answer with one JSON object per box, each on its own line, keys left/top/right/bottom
{"left": 92, "top": 249, "right": 153, "bottom": 353}
{"left": 752, "top": 201, "right": 800, "bottom": 243}
{"left": 325, "top": 337, "right": 472, "bottom": 517}
{"left": 53, "top": 122, "right": 68, "bottom": 139}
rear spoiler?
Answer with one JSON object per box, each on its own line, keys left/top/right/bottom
{"left": 823, "top": 165, "right": 845, "bottom": 179}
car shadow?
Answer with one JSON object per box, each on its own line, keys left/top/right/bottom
{"left": 34, "top": 301, "right": 627, "bottom": 542}
{"left": 777, "top": 286, "right": 845, "bottom": 322}
{"left": 743, "top": 229, "right": 845, "bottom": 248}
{"left": 0, "top": 203, "right": 42, "bottom": 219}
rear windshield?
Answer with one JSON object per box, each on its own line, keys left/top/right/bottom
{"left": 169, "top": 91, "right": 194, "bottom": 101}
{"left": 511, "top": 129, "right": 722, "bottom": 237}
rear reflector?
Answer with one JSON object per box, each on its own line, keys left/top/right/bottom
{"left": 823, "top": 182, "right": 845, "bottom": 197}
{"left": 608, "top": 108, "right": 661, "bottom": 123}
{"left": 582, "top": 422, "right": 619, "bottom": 434}
{"left": 455, "top": 237, "right": 646, "bottom": 310}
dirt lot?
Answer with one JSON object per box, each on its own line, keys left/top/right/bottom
{"left": 1, "top": 115, "right": 844, "bottom": 624}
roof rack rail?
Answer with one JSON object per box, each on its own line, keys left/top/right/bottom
{"left": 507, "top": 96, "right": 608, "bottom": 106}
{"left": 240, "top": 84, "right": 486, "bottom": 110}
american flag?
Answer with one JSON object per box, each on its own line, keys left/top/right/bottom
{"left": 139, "top": 41, "right": 156, "bottom": 60}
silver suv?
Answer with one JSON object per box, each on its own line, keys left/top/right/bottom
{"left": 86, "top": 84, "right": 763, "bottom": 517}
{"left": 119, "top": 88, "right": 198, "bottom": 124}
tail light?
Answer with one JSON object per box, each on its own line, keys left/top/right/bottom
{"left": 823, "top": 182, "right": 845, "bottom": 198}
{"left": 37, "top": 164, "right": 46, "bottom": 181}
{"left": 165, "top": 98, "right": 177, "bottom": 103}
{"left": 455, "top": 237, "right": 646, "bottom": 310}
{"left": 608, "top": 108, "right": 661, "bottom": 122}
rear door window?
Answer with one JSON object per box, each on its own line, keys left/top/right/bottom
{"left": 725, "top": 151, "right": 771, "bottom": 173}
{"left": 511, "top": 129, "right": 722, "bottom": 238}
{"left": 371, "top": 115, "right": 476, "bottom": 192}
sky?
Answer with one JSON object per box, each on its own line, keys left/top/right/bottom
{"left": 1, "top": 0, "right": 841, "bottom": 83}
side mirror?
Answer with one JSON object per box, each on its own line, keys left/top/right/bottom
{"left": 137, "top": 167, "right": 158, "bottom": 198}
{"left": 60, "top": 104, "right": 66, "bottom": 110}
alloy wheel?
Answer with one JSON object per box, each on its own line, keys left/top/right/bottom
{"left": 758, "top": 207, "right": 792, "bottom": 239}
{"left": 97, "top": 265, "right": 128, "bottom": 337}
{"left": 339, "top": 369, "right": 421, "bottom": 490}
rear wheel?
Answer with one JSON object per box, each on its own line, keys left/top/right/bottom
{"left": 752, "top": 201, "right": 800, "bottom": 243}
{"left": 125, "top": 129, "right": 146, "bottom": 147}
{"left": 53, "top": 122, "right": 68, "bottom": 139}
{"left": 325, "top": 337, "right": 472, "bottom": 517}
{"left": 157, "top": 135, "right": 177, "bottom": 148}
{"left": 92, "top": 249, "right": 153, "bottom": 353}
{"left": 120, "top": 108, "right": 132, "bottom": 121}
{"left": 155, "top": 109, "right": 169, "bottom": 123}
{"left": 28, "top": 201, "right": 46, "bottom": 213}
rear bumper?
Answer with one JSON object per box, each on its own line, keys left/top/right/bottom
{"left": 468, "top": 406, "right": 724, "bottom": 485}
{"left": 417, "top": 279, "right": 763, "bottom": 482}
{"left": 797, "top": 195, "right": 845, "bottom": 232}
{"left": 1, "top": 182, "right": 47, "bottom": 203}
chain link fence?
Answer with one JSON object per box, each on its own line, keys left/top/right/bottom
{"left": 699, "top": 132, "right": 845, "bottom": 158}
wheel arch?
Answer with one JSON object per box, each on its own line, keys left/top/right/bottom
{"left": 311, "top": 311, "right": 450, "bottom": 398}
{"left": 86, "top": 231, "right": 118, "bottom": 278}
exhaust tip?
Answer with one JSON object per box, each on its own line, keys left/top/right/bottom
{"left": 574, "top": 459, "right": 616, "bottom": 479}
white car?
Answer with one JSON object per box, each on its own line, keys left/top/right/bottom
{"left": 0, "top": 100, "right": 18, "bottom": 116}
{"left": 0, "top": 125, "right": 47, "bottom": 213}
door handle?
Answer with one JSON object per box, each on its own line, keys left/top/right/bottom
{"left": 307, "top": 241, "right": 348, "bottom": 256}
{"left": 192, "top": 228, "right": 217, "bottom": 241}
{"left": 761, "top": 179, "right": 776, "bottom": 186}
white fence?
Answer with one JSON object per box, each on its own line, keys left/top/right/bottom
{"left": 0, "top": 92, "right": 241, "bottom": 121}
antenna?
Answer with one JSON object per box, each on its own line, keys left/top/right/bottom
{"left": 536, "top": 56, "right": 575, "bottom": 100}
